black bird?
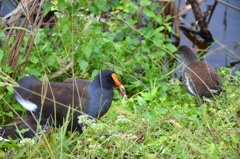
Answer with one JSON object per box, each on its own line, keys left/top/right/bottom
{"left": 0, "top": 70, "right": 125, "bottom": 140}
{"left": 177, "top": 45, "right": 224, "bottom": 98}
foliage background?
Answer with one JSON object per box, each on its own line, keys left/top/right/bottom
{"left": 0, "top": 0, "right": 239, "bottom": 158}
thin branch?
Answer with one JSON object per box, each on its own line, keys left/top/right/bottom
{"left": 216, "top": 0, "right": 240, "bottom": 11}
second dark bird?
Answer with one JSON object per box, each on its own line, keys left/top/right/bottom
{"left": 177, "top": 45, "right": 225, "bottom": 98}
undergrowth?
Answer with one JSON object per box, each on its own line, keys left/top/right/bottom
{"left": 0, "top": 0, "right": 239, "bottom": 158}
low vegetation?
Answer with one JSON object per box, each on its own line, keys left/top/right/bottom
{"left": 0, "top": 1, "right": 239, "bottom": 158}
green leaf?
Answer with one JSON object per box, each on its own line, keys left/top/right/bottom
{"left": 166, "top": 43, "right": 177, "bottom": 53}
{"left": 166, "top": 25, "right": 172, "bottom": 32}
{"left": 5, "top": 111, "right": 13, "bottom": 117}
{"left": 6, "top": 86, "right": 13, "bottom": 94}
{"left": 0, "top": 149, "right": 6, "bottom": 158}
{"left": 18, "top": 55, "right": 26, "bottom": 65}
{"left": 16, "top": 128, "right": 30, "bottom": 134}
{"left": 28, "top": 68, "right": 41, "bottom": 76}
{"left": 151, "top": 26, "right": 165, "bottom": 36}
{"left": 208, "top": 143, "right": 215, "bottom": 154}
{"left": 126, "top": 18, "right": 137, "bottom": 25}
{"left": 129, "top": 2, "right": 138, "bottom": 13}
{"left": 58, "top": 0, "right": 67, "bottom": 12}
{"left": 137, "top": 96, "right": 146, "bottom": 106}
{"left": 61, "top": 22, "right": 69, "bottom": 34}
{"left": 78, "top": 59, "right": 88, "bottom": 71}
{"left": 140, "top": 0, "right": 151, "bottom": 6}
{"left": 29, "top": 55, "right": 39, "bottom": 64}
{"left": 88, "top": 4, "right": 99, "bottom": 15}
{"left": 0, "top": 49, "right": 3, "bottom": 63}
{"left": 157, "top": 108, "right": 168, "bottom": 114}
{"left": 155, "top": 15, "right": 163, "bottom": 24}
{"left": 143, "top": 111, "right": 156, "bottom": 126}
{"left": 2, "top": 66, "right": 13, "bottom": 73}
{"left": 143, "top": 8, "right": 155, "bottom": 18}
{"left": 13, "top": 103, "right": 25, "bottom": 112}
{"left": 78, "top": 0, "right": 87, "bottom": 5}
{"left": 91, "top": 69, "right": 99, "bottom": 79}
{"left": 46, "top": 55, "right": 56, "bottom": 66}
{"left": 43, "top": 1, "right": 52, "bottom": 16}
{"left": 82, "top": 39, "right": 93, "bottom": 59}
{"left": 95, "top": 0, "right": 108, "bottom": 12}
{"left": 235, "top": 70, "right": 240, "bottom": 76}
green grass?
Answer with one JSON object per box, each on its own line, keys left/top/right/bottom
{"left": 1, "top": 1, "right": 240, "bottom": 158}
{"left": 1, "top": 69, "right": 239, "bottom": 158}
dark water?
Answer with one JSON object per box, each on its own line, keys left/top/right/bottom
{"left": 177, "top": 0, "right": 240, "bottom": 72}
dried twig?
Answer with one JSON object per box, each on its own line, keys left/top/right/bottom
{"left": 20, "top": 0, "right": 45, "bottom": 76}
{"left": 188, "top": 0, "right": 214, "bottom": 42}
{"left": 216, "top": 0, "right": 240, "bottom": 11}
{"left": 178, "top": 0, "right": 204, "bottom": 16}
{"left": 50, "top": 62, "right": 74, "bottom": 79}
{"left": 4, "top": 0, "right": 46, "bottom": 78}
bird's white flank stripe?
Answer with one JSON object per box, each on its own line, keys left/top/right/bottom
{"left": 15, "top": 95, "right": 37, "bottom": 111}
{"left": 210, "top": 88, "right": 219, "bottom": 94}
{"left": 0, "top": 136, "right": 10, "bottom": 142}
{"left": 184, "top": 72, "right": 196, "bottom": 96}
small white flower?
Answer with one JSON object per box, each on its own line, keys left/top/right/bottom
{"left": 127, "top": 134, "right": 137, "bottom": 140}
{"left": 78, "top": 115, "right": 96, "bottom": 127}
{"left": 116, "top": 115, "right": 131, "bottom": 124}
{"left": 65, "top": 0, "right": 74, "bottom": 5}
{"left": 89, "top": 143, "right": 101, "bottom": 149}
{"left": 18, "top": 138, "right": 35, "bottom": 147}
{"left": 89, "top": 122, "right": 105, "bottom": 132}
{"left": 89, "top": 143, "right": 102, "bottom": 154}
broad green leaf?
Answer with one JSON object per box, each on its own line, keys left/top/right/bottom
{"left": 143, "top": 111, "right": 156, "bottom": 126}
{"left": 235, "top": 70, "right": 240, "bottom": 76}
{"left": 2, "top": 66, "right": 13, "bottom": 73}
{"left": 126, "top": 18, "right": 137, "bottom": 25}
{"left": 151, "top": 26, "right": 165, "bottom": 37}
{"left": 82, "top": 39, "right": 93, "bottom": 59}
{"left": 29, "top": 55, "right": 39, "bottom": 64}
{"left": 61, "top": 23, "right": 69, "bottom": 34}
{"left": 28, "top": 68, "right": 41, "bottom": 76}
{"left": 137, "top": 96, "right": 146, "bottom": 106}
{"left": 58, "top": 0, "right": 67, "bottom": 12}
{"left": 95, "top": 0, "right": 108, "bottom": 12}
{"left": 46, "top": 55, "right": 56, "bottom": 66}
{"left": 6, "top": 86, "right": 13, "bottom": 94}
{"left": 43, "top": 1, "right": 52, "bottom": 16}
{"left": 166, "top": 43, "right": 177, "bottom": 53}
{"left": 13, "top": 103, "right": 25, "bottom": 112}
{"left": 143, "top": 8, "right": 155, "bottom": 18}
{"left": 129, "top": 2, "right": 138, "bottom": 12}
{"left": 155, "top": 15, "right": 163, "bottom": 24}
{"left": 78, "top": 59, "right": 88, "bottom": 71}
{"left": 140, "top": 0, "right": 151, "bottom": 6}
{"left": 5, "top": 111, "right": 13, "bottom": 117}
{"left": 166, "top": 25, "right": 172, "bottom": 32}
{"left": 157, "top": 108, "right": 168, "bottom": 114}
{"left": 17, "top": 55, "right": 26, "bottom": 65}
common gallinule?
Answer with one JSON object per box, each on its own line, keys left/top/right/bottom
{"left": 177, "top": 45, "right": 224, "bottom": 98}
{"left": 0, "top": 70, "right": 125, "bottom": 140}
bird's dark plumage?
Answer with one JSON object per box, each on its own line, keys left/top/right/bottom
{"left": 177, "top": 45, "right": 224, "bottom": 98}
{"left": 0, "top": 70, "right": 125, "bottom": 140}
